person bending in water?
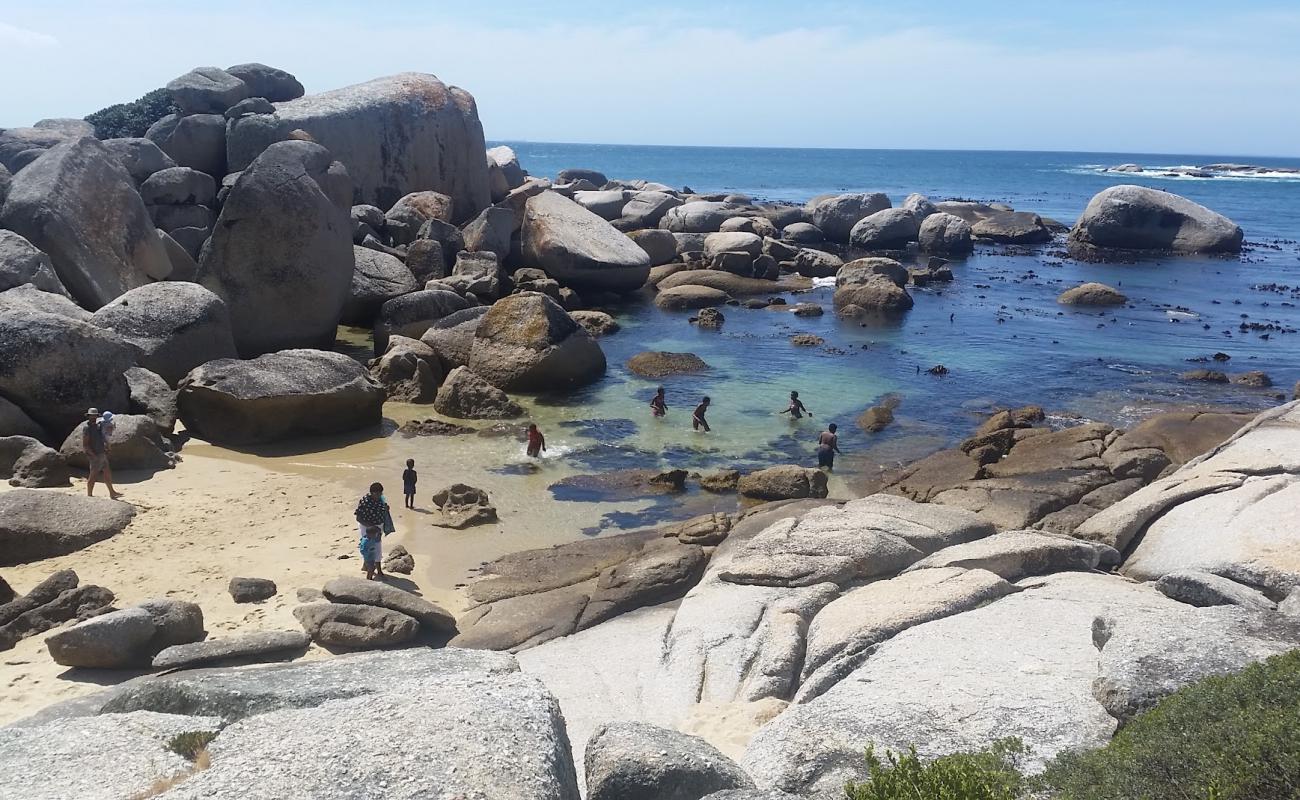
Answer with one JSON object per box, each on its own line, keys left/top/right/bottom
{"left": 779, "top": 390, "right": 812, "bottom": 420}
{"left": 693, "top": 396, "right": 712, "bottom": 432}
{"left": 650, "top": 387, "right": 668, "bottom": 417}
{"left": 817, "top": 423, "right": 842, "bottom": 471}
{"left": 526, "top": 423, "right": 547, "bottom": 458}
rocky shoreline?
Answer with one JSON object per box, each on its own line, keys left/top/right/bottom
{"left": 1, "top": 61, "right": 1297, "bottom": 799}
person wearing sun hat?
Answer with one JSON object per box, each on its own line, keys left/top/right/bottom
{"left": 82, "top": 407, "right": 121, "bottom": 499}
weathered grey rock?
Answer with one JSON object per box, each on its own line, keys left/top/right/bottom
{"left": 100, "top": 137, "right": 177, "bottom": 185}
{"left": 627, "top": 351, "right": 709, "bottom": 379}
{"left": 900, "top": 193, "right": 938, "bottom": 220}
{"left": 833, "top": 275, "right": 914, "bottom": 312}
{"left": 448, "top": 250, "right": 503, "bottom": 299}
{"left": 60, "top": 414, "right": 177, "bottom": 471}
{"left": 373, "top": 288, "right": 470, "bottom": 353}
{"left": 146, "top": 201, "right": 215, "bottom": 233}
{"left": 369, "top": 335, "right": 443, "bottom": 403}
{"left": 523, "top": 191, "right": 652, "bottom": 292}
{"left": 660, "top": 202, "right": 734, "bottom": 234}
{"left": 227, "top": 73, "right": 490, "bottom": 220}
{"left": 293, "top": 602, "right": 419, "bottom": 648}
{"left": 486, "top": 145, "right": 526, "bottom": 189}
{"left": 918, "top": 211, "right": 974, "bottom": 254}
{"left": 0, "top": 282, "right": 87, "bottom": 319}
{"left": 836, "top": 256, "right": 907, "bottom": 289}
{"left": 462, "top": 205, "right": 515, "bottom": 257}
{"left": 430, "top": 483, "right": 499, "bottom": 529}
{"left": 167, "top": 66, "right": 251, "bottom": 114}
{"left": 570, "top": 310, "right": 620, "bottom": 337}
{"left": 469, "top": 292, "right": 606, "bottom": 391}
{"left": 228, "top": 576, "right": 278, "bottom": 603}
{"left": 743, "top": 573, "right": 1179, "bottom": 795}
{"left": 384, "top": 544, "right": 416, "bottom": 575}
{"left": 342, "top": 245, "right": 419, "bottom": 325}
{"left": 0, "top": 569, "right": 79, "bottom": 628}
{"left": 143, "top": 669, "right": 579, "bottom": 800}
{"left": 90, "top": 282, "right": 238, "bottom": 385}
{"left": 125, "top": 366, "right": 178, "bottom": 432}
{"left": 585, "top": 722, "right": 754, "bottom": 800}
{"left": 788, "top": 248, "right": 842, "bottom": 278}
{"left": 0, "top": 301, "right": 140, "bottom": 436}
{"left": 0, "top": 585, "right": 116, "bottom": 653}
{"left": 0, "top": 127, "right": 72, "bottom": 171}
{"left": 1093, "top": 604, "right": 1300, "bottom": 722}
{"left": 736, "top": 466, "right": 829, "bottom": 503}
{"left": 0, "top": 230, "right": 69, "bottom": 296}
{"left": 157, "top": 228, "right": 198, "bottom": 281}
{"left": 1154, "top": 570, "right": 1276, "bottom": 611}
{"left": 1058, "top": 282, "right": 1127, "bottom": 306}
{"left": 199, "top": 140, "right": 352, "bottom": 356}
{"left": 0, "top": 162, "right": 10, "bottom": 205}
{"left": 419, "top": 306, "right": 487, "bottom": 370}
{"left": 781, "top": 222, "right": 824, "bottom": 243}
{"left": 905, "top": 530, "right": 1102, "bottom": 581}
{"left": 1070, "top": 184, "right": 1244, "bottom": 254}
{"left": 177, "top": 349, "right": 384, "bottom": 445}
{"left": 719, "top": 216, "right": 778, "bottom": 238}
{"left": 0, "top": 711, "right": 223, "bottom": 800}
{"left": 703, "top": 232, "right": 763, "bottom": 260}
{"left": 656, "top": 270, "right": 811, "bottom": 296}
{"left": 0, "top": 435, "right": 69, "bottom": 488}
{"left": 434, "top": 366, "right": 523, "bottom": 419}
{"left": 404, "top": 238, "right": 447, "bottom": 284}
{"left": 33, "top": 118, "right": 98, "bottom": 138}
{"left": 46, "top": 607, "right": 156, "bottom": 668}
{"left": 655, "top": 285, "right": 730, "bottom": 310}
{"left": 144, "top": 113, "right": 227, "bottom": 176}
{"left": 139, "top": 166, "right": 215, "bottom": 207}
{"left": 971, "top": 210, "right": 1051, "bottom": 244}
{"left": 799, "top": 567, "right": 1016, "bottom": 702}
{"left": 136, "top": 597, "right": 204, "bottom": 649}
{"left": 626, "top": 229, "right": 678, "bottom": 267}
{"left": 153, "top": 629, "right": 310, "bottom": 670}
{"left": 224, "top": 96, "right": 277, "bottom": 119}
{"left": 323, "top": 576, "right": 457, "bottom": 632}
{"left": 807, "top": 193, "right": 890, "bottom": 241}
{"left": 580, "top": 544, "right": 709, "bottom": 629}
{"left": 0, "top": 137, "right": 170, "bottom": 308}
{"left": 0, "top": 396, "right": 44, "bottom": 440}
{"left": 573, "top": 190, "right": 629, "bottom": 221}
{"left": 386, "top": 191, "right": 455, "bottom": 243}
{"left": 848, "top": 208, "right": 918, "bottom": 249}
{"left": 621, "top": 192, "right": 683, "bottom": 230}
{"left": 225, "top": 62, "right": 305, "bottom": 102}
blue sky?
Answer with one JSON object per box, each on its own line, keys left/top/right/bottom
{"left": 3, "top": 1, "right": 1299, "bottom": 157}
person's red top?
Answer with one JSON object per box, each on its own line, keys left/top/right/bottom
{"left": 527, "top": 428, "right": 545, "bottom": 447}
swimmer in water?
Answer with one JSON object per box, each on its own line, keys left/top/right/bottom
{"left": 692, "top": 396, "right": 711, "bottom": 432}
{"left": 779, "top": 390, "right": 811, "bottom": 420}
{"left": 650, "top": 387, "right": 667, "bottom": 417}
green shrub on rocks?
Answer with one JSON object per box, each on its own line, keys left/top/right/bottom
{"left": 167, "top": 731, "right": 217, "bottom": 761}
{"left": 1041, "top": 649, "right": 1300, "bottom": 800}
{"left": 84, "top": 88, "right": 178, "bottom": 139}
{"left": 844, "top": 738, "right": 1026, "bottom": 800}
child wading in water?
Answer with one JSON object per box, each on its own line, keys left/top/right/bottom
{"left": 355, "top": 482, "right": 392, "bottom": 580}
{"left": 693, "top": 396, "right": 712, "bottom": 432}
{"left": 402, "top": 459, "right": 417, "bottom": 509}
{"left": 817, "top": 423, "right": 843, "bottom": 472}
{"left": 780, "top": 390, "right": 812, "bottom": 420}
{"left": 526, "top": 423, "right": 547, "bottom": 458}
{"left": 650, "top": 387, "right": 668, "bottom": 417}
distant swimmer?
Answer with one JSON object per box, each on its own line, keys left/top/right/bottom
{"left": 693, "top": 396, "right": 712, "bottom": 432}
{"left": 650, "top": 387, "right": 668, "bottom": 417}
{"left": 817, "top": 423, "right": 843, "bottom": 472}
{"left": 779, "top": 390, "right": 812, "bottom": 420}
{"left": 526, "top": 423, "right": 547, "bottom": 458}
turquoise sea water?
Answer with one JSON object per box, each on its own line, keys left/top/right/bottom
{"left": 480, "top": 143, "right": 1300, "bottom": 518}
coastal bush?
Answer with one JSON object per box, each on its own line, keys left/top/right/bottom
{"left": 1040, "top": 649, "right": 1300, "bottom": 800}
{"left": 844, "top": 738, "right": 1026, "bottom": 800}
{"left": 167, "top": 730, "right": 217, "bottom": 761}
{"left": 84, "top": 88, "right": 178, "bottom": 139}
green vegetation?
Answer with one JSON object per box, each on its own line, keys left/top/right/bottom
{"left": 1041, "top": 649, "right": 1300, "bottom": 800}
{"left": 842, "top": 650, "right": 1300, "bottom": 800}
{"left": 166, "top": 731, "right": 217, "bottom": 761}
{"left": 844, "top": 739, "right": 1026, "bottom": 800}
{"left": 83, "top": 88, "right": 177, "bottom": 139}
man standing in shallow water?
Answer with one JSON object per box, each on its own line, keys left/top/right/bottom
{"left": 817, "top": 423, "right": 842, "bottom": 471}
{"left": 692, "top": 396, "right": 711, "bottom": 432}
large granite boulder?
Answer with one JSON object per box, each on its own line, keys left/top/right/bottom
{"left": 100, "top": 137, "right": 177, "bottom": 185}
{"left": 970, "top": 211, "right": 1051, "bottom": 244}
{"left": 226, "top": 73, "right": 491, "bottom": 220}
{"left": 0, "top": 127, "right": 74, "bottom": 171}
{"left": 655, "top": 270, "right": 811, "bottom": 296}
{"left": 89, "top": 282, "right": 238, "bottom": 385}
{"left": 627, "top": 228, "right": 679, "bottom": 266}
{"left": 837, "top": 257, "right": 908, "bottom": 289}
{"left": 368, "top": 335, "right": 443, "bottom": 403}
{"left": 468, "top": 292, "right": 607, "bottom": 391}
{"left": 225, "top": 62, "right": 305, "bottom": 102}
{"left": 918, "top": 212, "right": 974, "bottom": 255}
{"left": 655, "top": 285, "right": 730, "bottom": 310}
{"left": 523, "top": 191, "right": 652, "bottom": 292}
{"left": 903, "top": 530, "right": 1103, "bottom": 580}
{"left": 342, "top": 245, "right": 419, "bottom": 325}
{"left": 0, "top": 137, "right": 171, "bottom": 308}
{"left": 0, "top": 490, "right": 135, "bottom": 566}
{"left": 0, "top": 435, "right": 69, "bottom": 488}
{"left": 373, "top": 288, "right": 471, "bottom": 354}
{"left": 585, "top": 722, "right": 754, "bottom": 800}
{"left": 177, "top": 349, "right": 384, "bottom": 445}
{"left": 621, "top": 192, "right": 683, "bottom": 230}
{"left": 166, "top": 66, "right": 251, "bottom": 114}
{"left": 322, "top": 576, "right": 457, "bottom": 633}
{"left": 139, "top": 166, "right": 215, "bottom": 206}
{"left": 832, "top": 275, "right": 914, "bottom": 312}
{"left": 59, "top": 414, "right": 177, "bottom": 471}
{"left": 736, "top": 466, "right": 829, "bottom": 503}
{"left": 1069, "top": 185, "right": 1244, "bottom": 255}
{"left": 0, "top": 397, "right": 44, "bottom": 440}
{"left": 1058, "top": 282, "right": 1127, "bottom": 306}
{"left": 848, "top": 208, "right": 919, "bottom": 249}
{"left": 807, "top": 193, "right": 891, "bottom": 241}
{"left": 659, "top": 202, "right": 733, "bottom": 233}
{"left": 152, "top": 630, "right": 310, "bottom": 670}
{"left": 199, "top": 140, "right": 353, "bottom": 356}
{"left": 433, "top": 366, "right": 523, "bottom": 419}
{"left": 0, "top": 230, "right": 69, "bottom": 296}
{"left": 0, "top": 301, "right": 135, "bottom": 436}
{"left": 292, "top": 602, "right": 419, "bottom": 648}
{"left": 125, "top": 366, "right": 179, "bottom": 432}
{"left": 420, "top": 306, "right": 488, "bottom": 370}
{"left": 144, "top": 113, "right": 227, "bottom": 177}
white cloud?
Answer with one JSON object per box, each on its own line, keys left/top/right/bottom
{"left": 0, "top": 21, "right": 58, "bottom": 48}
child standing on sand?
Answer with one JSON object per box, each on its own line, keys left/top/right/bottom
{"left": 402, "top": 459, "right": 417, "bottom": 509}
{"left": 526, "top": 423, "right": 547, "bottom": 458}
{"left": 355, "top": 483, "right": 390, "bottom": 580}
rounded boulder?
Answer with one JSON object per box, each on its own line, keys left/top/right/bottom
{"left": 90, "top": 282, "right": 239, "bottom": 385}
{"left": 468, "top": 293, "right": 607, "bottom": 391}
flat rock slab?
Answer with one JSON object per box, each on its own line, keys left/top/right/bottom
{"left": 585, "top": 721, "right": 754, "bottom": 800}
{"left": 0, "top": 711, "right": 222, "bottom": 800}
{"left": 0, "top": 490, "right": 136, "bottom": 566}
{"left": 322, "top": 577, "right": 457, "bottom": 632}
{"left": 293, "top": 602, "right": 419, "bottom": 649}
{"left": 742, "top": 572, "right": 1181, "bottom": 796}
{"left": 152, "top": 630, "right": 311, "bottom": 670}
{"left": 904, "top": 530, "right": 1105, "bottom": 581}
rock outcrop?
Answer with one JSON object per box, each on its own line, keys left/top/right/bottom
{"left": 177, "top": 350, "right": 384, "bottom": 445}
{"left": 199, "top": 140, "right": 353, "bottom": 356}
{"left": 468, "top": 293, "right": 607, "bottom": 391}
{"left": 0, "top": 137, "right": 171, "bottom": 308}
{"left": 524, "top": 191, "right": 652, "bottom": 292}
{"left": 89, "top": 282, "right": 239, "bottom": 385}
{"left": 1069, "top": 185, "right": 1244, "bottom": 255}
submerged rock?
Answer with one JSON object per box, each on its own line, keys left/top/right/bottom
{"left": 1058, "top": 282, "right": 1127, "bottom": 306}
{"left": 627, "top": 351, "right": 710, "bottom": 379}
